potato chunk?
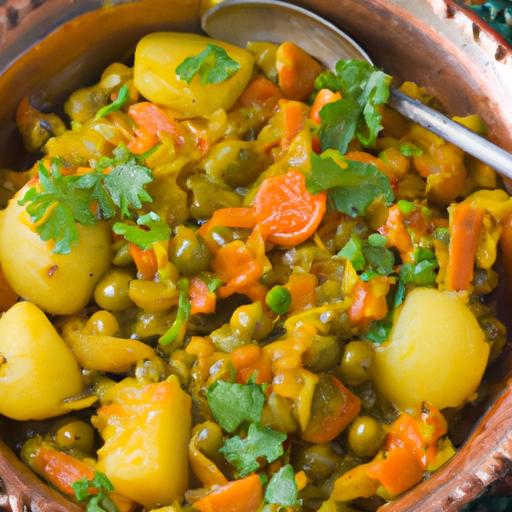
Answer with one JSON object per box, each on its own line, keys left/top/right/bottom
{"left": 0, "top": 302, "right": 83, "bottom": 420}
{"left": 134, "top": 32, "right": 254, "bottom": 117}
{"left": 0, "top": 185, "right": 111, "bottom": 315}
{"left": 94, "top": 376, "right": 191, "bottom": 509}
{"left": 372, "top": 288, "right": 489, "bottom": 410}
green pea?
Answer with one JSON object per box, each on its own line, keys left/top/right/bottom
{"left": 293, "top": 444, "right": 342, "bottom": 483}
{"left": 55, "top": 421, "right": 95, "bottom": 453}
{"left": 93, "top": 269, "right": 134, "bottom": 312}
{"left": 265, "top": 285, "right": 292, "bottom": 315}
{"left": 338, "top": 341, "right": 373, "bottom": 386}
{"left": 348, "top": 416, "right": 385, "bottom": 458}
{"left": 396, "top": 199, "right": 415, "bottom": 214}
{"left": 169, "top": 225, "right": 211, "bottom": 276}
{"left": 194, "top": 421, "right": 224, "bottom": 460}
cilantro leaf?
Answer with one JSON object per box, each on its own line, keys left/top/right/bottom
{"left": 103, "top": 160, "right": 153, "bottom": 218}
{"left": 338, "top": 234, "right": 365, "bottom": 271}
{"left": 318, "top": 97, "right": 360, "bottom": 154}
{"left": 176, "top": 44, "right": 240, "bottom": 85}
{"left": 207, "top": 380, "right": 265, "bottom": 433}
{"left": 265, "top": 464, "right": 300, "bottom": 507}
{"left": 95, "top": 83, "right": 130, "bottom": 119}
{"left": 91, "top": 472, "right": 114, "bottom": 493}
{"left": 220, "top": 423, "right": 286, "bottom": 476}
{"left": 159, "top": 278, "right": 190, "bottom": 346}
{"left": 363, "top": 245, "right": 395, "bottom": 276}
{"left": 72, "top": 478, "right": 90, "bottom": 501}
{"left": 399, "top": 143, "right": 423, "bottom": 157}
{"left": 18, "top": 160, "right": 95, "bottom": 254}
{"left": 316, "top": 60, "right": 391, "bottom": 153}
{"left": 365, "top": 319, "right": 392, "bottom": 344}
{"left": 113, "top": 211, "right": 170, "bottom": 250}
{"left": 307, "top": 152, "right": 394, "bottom": 217}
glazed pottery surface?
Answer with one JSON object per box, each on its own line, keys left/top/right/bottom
{"left": 0, "top": 1, "right": 511, "bottom": 511}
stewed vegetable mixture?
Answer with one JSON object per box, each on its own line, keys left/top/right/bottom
{"left": 0, "top": 31, "right": 510, "bottom": 512}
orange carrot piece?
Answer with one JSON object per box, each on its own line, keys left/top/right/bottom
{"left": 348, "top": 280, "right": 389, "bottom": 325}
{"left": 378, "top": 205, "right": 413, "bottom": 260}
{"left": 232, "top": 345, "right": 273, "bottom": 384}
{"left": 367, "top": 446, "right": 424, "bottom": 496}
{"left": 276, "top": 42, "right": 323, "bottom": 101}
{"left": 33, "top": 446, "right": 134, "bottom": 511}
{"left": 198, "top": 207, "right": 257, "bottom": 239}
{"left": 286, "top": 273, "right": 317, "bottom": 312}
{"left": 302, "top": 376, "right": 361, "bottom": 444}
{"left": 446, "top": 203, "right": 484, "bottom": 291}
{"left": 212, "top": 241, "right": 264, "bottom": 299}
{"left": 194, "top": 474, "right": 263, "bottom": 512}
{"left": 0, "top": 267, "right": 17, "bottom": 312}
{"left": 189, "top": 277, "right": 216, "bottom": 315}
{"left": 34, "top": 445, "right": 95, "bottom": 495}
{"left": 280, "top": 99, "right": 306, "bottom": 150}
{"left": 127, "top": 102, "right": 183, "bottom": 153}
{"left": 239, "top": 76, "right": 283, "bottom": 108}
{"left": 309, "top": 89, "right": 341, "bottom": 124}
{"left": 129, "top": 244, "right": 158, "bottom": 281}
{"left": 253, "top": 170, "right": 326, "bottom": 247}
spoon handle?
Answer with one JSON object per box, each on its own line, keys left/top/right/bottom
{"left": 389, "top": 88, "right": 512, "bottom": 181}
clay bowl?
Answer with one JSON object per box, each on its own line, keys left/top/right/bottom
{"left": 0, "top": 0, "right": 512, "bottom": 510}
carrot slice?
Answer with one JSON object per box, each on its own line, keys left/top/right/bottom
{"left": 253, "top": 170, "right": 326, "bottom": 246}
{"left": 348, "top": 279, "right": 390, "bottom": 325}
{"left": 276, "top": 42, "right": 323, "bottom": 101}
{"left": 127, "top": 102, "right": 183, "bottom": 153}
{"left": 189, "top": 277, "right": 216, "bottom": 315}
{"left": 198, "top": 207, "right": 257, "bottom": 239}
{"left": 378, "top": 204, "right": 413, "bottom": 260}
{"left": 239, "top": 76, "right": 283, "bottom": 108}
{"left": 280, "top": 99, "right": 306, "bottom": 150}
{"left": 33, "top": 446, "right": 134, "bottom": 511}
{"left": 366, "top": 446, "right": 424, "bottom": 496}
{"left": 446, "top": 203, "right": 484, "bottom": 291}
{"left": 309, "top": 89, "right": 341, "bottom": 124}
{"left": 232, "top": 344, "right": 273, "bottom": 384}
{"left": 129, "top": 244, "right": 157, "bottom": 281}
{"left": 194, "top": 474, "right": 263, "bottom": 512}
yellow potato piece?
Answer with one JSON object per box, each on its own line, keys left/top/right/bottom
{"left": 0, "top": 302, "right": 84, "bottom": 420}
{"left": 65, "top": 331, "right": 155, "bottom": 373}
{"left": 372, "top": 288, "right": 489, "bottom": 411}
{"left": 0, "top": 185, "right": 111, "bottom": 315}
{"left": 134, "top": 32, "right": 254, "bottom": 117}
{"left": 94, "top": 376, "right": 191, "bottom": 509}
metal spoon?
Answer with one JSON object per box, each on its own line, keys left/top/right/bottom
{"left": 202, "top": 0, "right": 512, "bottom": 179}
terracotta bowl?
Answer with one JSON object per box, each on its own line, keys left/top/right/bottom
{"left": 0, "top": 1, "right": 512, "bottom": 510}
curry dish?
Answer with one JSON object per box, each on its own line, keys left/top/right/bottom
{"left": 0, "top": 32, "right": 509, "bottom": 512}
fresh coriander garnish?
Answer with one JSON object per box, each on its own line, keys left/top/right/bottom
{"left": 220, "top": 423, "right": 286, "bottom": 476}
{"left": 307, "top": 151, "right": 394, "bottom": 218}
{"left": 72, "top": 471, "right": 118, "bottom": 512}
{"left": 206, "top": 380, "right": 265, "bottom": 433}
{"left": 314, "top": 60, "right": 391, "bottom": 153}
{"left": 398, "top": 143, "right": 423, "bottom": 157}
{"left": 176, "top": 44, "right": 240, "bottom": 85}
{"left": 19, "top": 157, "right": 154, "bottom": 254}
{"left": 113, "top": 211, "right": 170, "bottom": 250}
{"left": 95, "top": 83, "right": 130, "bottom": 119}
{"left": 265, "top": 464, "right": 300, "bottom": 507}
